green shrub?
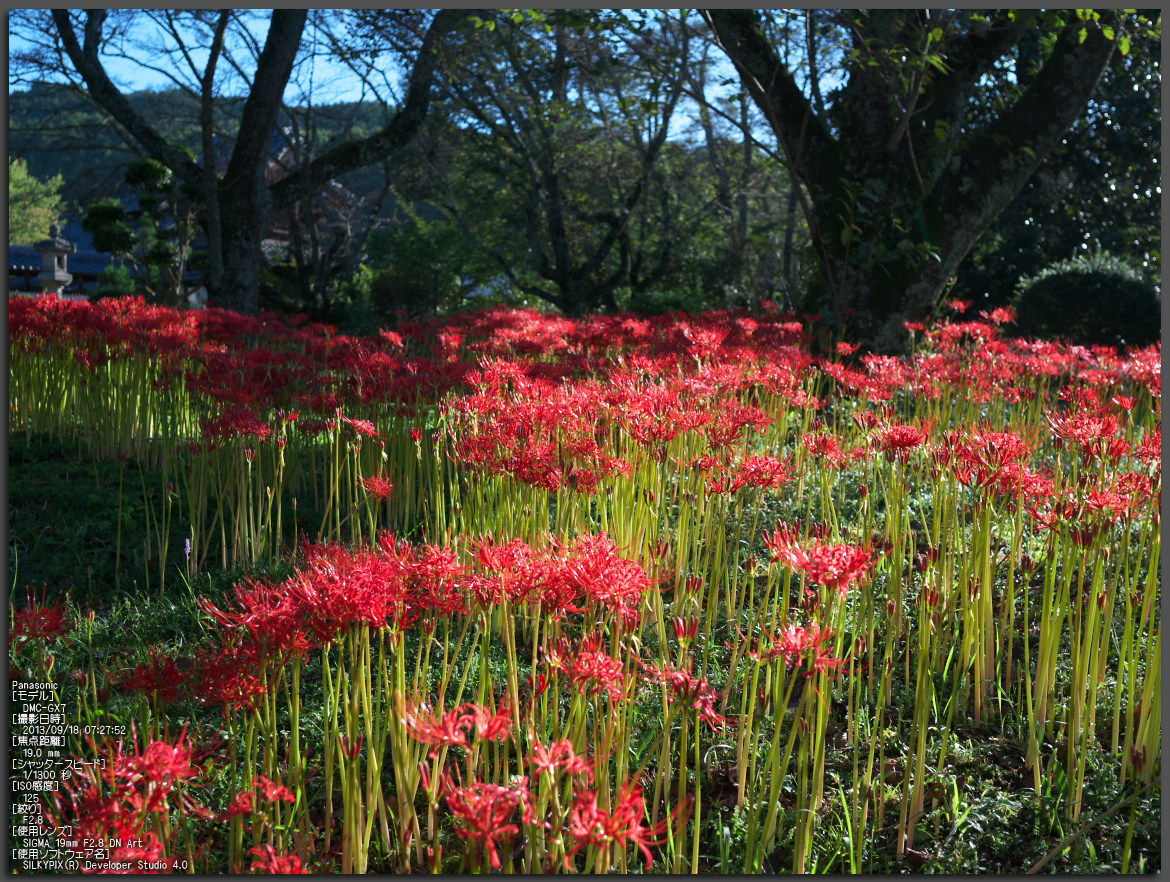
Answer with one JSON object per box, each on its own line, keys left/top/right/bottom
{"left": 1010, "top": 252, "right": 1160, "bottom": 348}
{"left": 627, "top": 283, "right": 710, "bottom": 315}
{"left": 367, "top": 218, "right": 477, "bottom": 319}
{"left": 93, "top": 264, "right": 135, "bottom": 301}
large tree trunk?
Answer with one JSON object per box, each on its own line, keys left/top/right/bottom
{"left": 216, "top": 180, "right": 273, "bottom": 314}
{"left": 213, "top": 10, "right": 306, "bottom": 313}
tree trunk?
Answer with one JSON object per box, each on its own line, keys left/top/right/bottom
{"left": 200, "top": 11, "right": 231, "bottom": 298}
{"left": 217, "top": 181, "right": 271, "bottom": 314}
{"left": 706, "top": 8, "right": 1119, "bottom": 351}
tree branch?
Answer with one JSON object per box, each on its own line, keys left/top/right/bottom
{"left": 925, "top": 12, "right": 1119, "bottom": 292}
{"left": 703, "top": 8, "right": 835, "bottom": 183}
{"left": 50, "top": 10, "right": 204, "bottom": 181}
{"left": 268, "top": 9, "right": 480, "bottom": 213}
{"left": 221, "top": 10, "right": 307, "bottom": 191}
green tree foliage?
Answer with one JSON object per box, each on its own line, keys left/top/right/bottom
{"left": 413, "top": 10, "right": 691, "bottom": 315}
{"left": 80, "top": 199, "right": 136, "bottom": 257}
{"left": 8, "top": 157, "right": 65, "bottom": 243}
{"left": 9, "top": 82, "right": 225, "bottom": 207}
{"left": 94, "top": 264, "right": 135, "bottom": 300}
{"left": 124, "top": 156, "right": 200, "bottom": 306}
{"left": 959, "top": 15, "right": 1160, "bottom": 306}
{"left": 11, "top": 9, "right": 1155, "bottom": 335}
{"left": 366, "top": 213, "right": 489, "bottom": 319}
{"left": 397, "top": 10, "right": 804, "bottom": 317}
{"left": 1010, "top": 252, "right": 1160, "bottom": 348}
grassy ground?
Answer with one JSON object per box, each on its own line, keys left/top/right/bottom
{"left": 8, "top": 432, "right": 1161, "bottom": 873}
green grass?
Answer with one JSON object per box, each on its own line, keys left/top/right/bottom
{"left": 8, "top": 432, "right": 1161, "bottom": 873}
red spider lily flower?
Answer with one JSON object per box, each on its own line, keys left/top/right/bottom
{"left": 773, "top": 620, "right": 845, "bottom": 676}
{"left": 904, "top": 321, "right": 926, "bottom": 333}
{"left": 249, "top": 844, "right": 308, "bottom": 874}
{"left": 445, "top": 778, "right": 534, "bottom": 870}
{"left": 473, "top": 535, "right": 535, "bottom": 572}
{"left": 862, "top": 353, "right": 912, "bottom": 392}
{"left": 775, "top": 622, "right": 814, "bottom": 664}
{"left": 564, "top": 634, "right": 629, "bottom": 703}
{"left": 472, "top": 703, "right": 513, "bottom": 741}
{"left": 1046, "top": 410, "right": 1123, "bottom": 461}
{"left": 947, "top": 299, "right": 972, "bottom": 313}
{"left": 407, "top": 543, "right": 471, "bottom": 618}
{"left": 223, "top": 791, "right": 254, "bottom": 820}
{"left": 1134, "top": 428, "right": 1160, "bottom": 470}
{"left": 189, "top": 641, "right": 268, "bottom": 712}
{"left": 254, "top": 775, "right": 296, "bottom": 805}
{"left": 278, "top": 537, "right": 423, "bottom": 640}
{"left": 403, "top": 702, "right": 474, "bottom": 757}
{"left": 379, "top": 328, "right": 405, "bottom": 349}
{"left": 41, "top": 731, "right": 211, "bottom": 869}
{"left": 1102, "top": 436, "right": 1131, "bottom": 462}
{"left": 1113, "top": 472, "right": 1155, "bottom": 513}
{"left": 361, "top": 475, "right": 396, "bottom": 500}
{"left": 802, "top": 431, "right": 865, "bottom": 469}
{"left": 806, "top": 644, "right": 849, "bottom": 677}
{"left": 199, "top": 580, "right": 314, "bottom": 661}
{"left": 680, "top": 323, "right": 731, "bottom": 360}
{"left": 874, "top": 422, "right": 932, "bottom": 462}
{"left": 10, "top": 588, "right": 73, "bottom": 647}
{"left": 979, "top": 306, "right": 1017, "bottom": 325}
{"left": 114, "top": 648, "right": 187, "bottom": 706}
{"left": 115, "top": 737, "right": 197, "bottom": 789}
{"left": 837, "top": 341, "right": 859, "bottom": 357}
{"left": 565, "top": 783, "right": 693, "bottom": 869}
{"left": 336, "top": 411, "right": 381, "bottom": 439}
{"left": 947, "top": 427, "right": 1036, "bottom": 491}
{"left": 640, "top": 661, "right": 732, "bottom": 730}
{"left": 526, "top": 738, "right": 594, "bottom": 782}
{"left": 561, "top": 533, "right": 655, "bottom": 623}
{"left": 200, "top": 404, "right": 273, "bottom": 443}
{"left": 731, "top": 455, "right": 794, "bottom": 492}
{"left": 764, "top": 530, "right": 875, "bottom": 599}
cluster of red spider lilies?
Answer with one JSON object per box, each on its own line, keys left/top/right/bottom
{"left": 9, "top": 294, "right": 1160, "bottom": 872}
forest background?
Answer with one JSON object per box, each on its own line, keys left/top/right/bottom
{"left": 8, "top": 9, "right": 1161, "bottom": 349}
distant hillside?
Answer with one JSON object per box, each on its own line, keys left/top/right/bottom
{"left": 9, "top": 82, "right": 391, "bottom": 210}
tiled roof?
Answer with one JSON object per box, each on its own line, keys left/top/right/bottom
{"left": 9, "top": 245, "right": 124, "bottom": 276}
{"left": 10, "top": 246, "right": 41, "bottom": 273}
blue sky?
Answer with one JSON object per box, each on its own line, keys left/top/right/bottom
{"left": 8, "top": 13, "right": 390, "bottom": 105}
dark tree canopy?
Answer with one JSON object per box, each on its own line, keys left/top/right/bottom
{"left": 704, "top": 9, "right": 1146, "bottom": 349}
{"left": 959, "top": 20, "right": 1160, "bottom": 306}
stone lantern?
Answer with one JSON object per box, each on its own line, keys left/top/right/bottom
{"left": 34, "top": 223, "right": 76, "bottom": 297}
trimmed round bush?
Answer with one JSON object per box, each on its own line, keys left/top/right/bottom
{"left": 1010, "top": 252, "right": 1160, "bottom": 349}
